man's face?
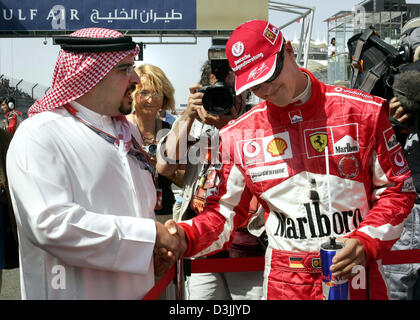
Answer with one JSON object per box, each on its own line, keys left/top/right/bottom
{"left": 90, "top": 55, "right": 139, "bottom": 116}
{"left": 1, "top": 102, "right": 7, "bottom": 113}
{"left": 250, "top": 42, "right": 297, "bottom": 107}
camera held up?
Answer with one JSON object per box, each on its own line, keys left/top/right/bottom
{"left": 199, "top": 39, "right": 236, "bottom": 115}
{"left": 348, "top": 20, "right": 420, "bottom": 138}
{"left": 348, "top": 23, "right": 420, "bottom": 110}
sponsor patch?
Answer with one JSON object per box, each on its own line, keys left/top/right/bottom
{"left": 331, "top": 124, "right": 359, "bottom": 155}
{"left": 289, "top": 110, "right": 303, "bottom": 124}
{"left": 273, "top": 205, "right": 364, "bottom": 240}
{"left": 289, "top": 257, "right": 304, "bottom": 268}
{"left": 263, "top": 23, "right": 280, "bottom": 45}
{"left": 389, "top": 149, "right": 409, "bottom": 176}
{"left": 402, "top": 177, "right": 416, "bottom": 193}
{"left": 248, "top": 163, "right": 289, "bottom": 183}
{"left": 334, "top": 135, "right": 359, "bottom": 155}
{"left": 267, "top": 138, "right": 288, "bottom": 157}
{"left": 238, "top": 132, "right": 292, "bottom": 167}
{"left": 305, "top": 124, "right": 359, "bottom": 159}
{"left": 338, "top": 155, "right": 359, "bottom": 179}
{"left": 232, "top": 52, "right": 264, "bottom": 72}
{"left": 383, "top": 127, "right": 399, "bottom": 151}
{"left": 231, "top": 41, "right": 244, "bottom": 57}
{"left": 309, "top": 132, "right": 328, "bottom": 153}
{"left": 243, "top": 140, "right": 262, "bottom": 159}
{"left": 312, "top": 258, "right": 321, "bottom": 269}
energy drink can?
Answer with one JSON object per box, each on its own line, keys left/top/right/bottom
{"left": 320, "top": 237, "right": 349, "bottom": 300}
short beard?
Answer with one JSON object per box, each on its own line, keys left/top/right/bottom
{"left": 118, "top": 84, "right": 136, "bottom": 115}
{"left": 118, "top": 104, "right": 132, "bottom": 115}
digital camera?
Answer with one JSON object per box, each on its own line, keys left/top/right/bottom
{"left": 200, "top": 39, "right": 236, "bottom": 115}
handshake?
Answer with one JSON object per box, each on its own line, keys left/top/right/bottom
{"left": 154, "top": 219, "right": 188, "bottom": 276}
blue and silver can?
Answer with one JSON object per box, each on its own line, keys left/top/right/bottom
{"left": 320, "top": 237, "right": 349, "bottom": 300}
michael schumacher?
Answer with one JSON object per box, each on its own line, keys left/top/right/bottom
{"left": 175, "top": 20, "right": 416, "bottom": 300}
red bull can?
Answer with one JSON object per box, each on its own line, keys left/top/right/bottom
{"left": 320, "top": 237, "right": 349, "bottom": 300}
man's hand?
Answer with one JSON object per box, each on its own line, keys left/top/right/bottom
{"left": 390, "top": 97, "right": 413, "bottom": 123}
{"left": 186, "top": 83, "right": 237, "bottom": 129}
{"left": 181, "top": 84, "right": 203, "bottom": 121}
{"left": 163, "top": 219, "right": 187, "bottom": 258}
{"left": 153, "top": 220, "right": 188, "bottom": 276}
{"left": 329, "top": 238, "right": 366, "bottom": 281}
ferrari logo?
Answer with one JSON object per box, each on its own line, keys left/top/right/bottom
{"left": 264, "top": 30, "right": 276, "bottom": 41}
{"left": 310, "top": 132, "right": 328, "bottom": 153}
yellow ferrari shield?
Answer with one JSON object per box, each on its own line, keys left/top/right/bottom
{"left": 310, "top": 132, "right": 328, "bottom": 153}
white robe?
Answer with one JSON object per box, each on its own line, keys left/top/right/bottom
{"left": 6, "top": 102, "right": 157, "bottom": 299}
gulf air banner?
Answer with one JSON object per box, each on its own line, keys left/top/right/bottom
{"left": 0, "top": 0, "right": 267, "bottom": 32}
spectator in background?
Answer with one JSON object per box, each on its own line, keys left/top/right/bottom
{"left": 0, "top": 128, "right": 19, "bottom": 294}
{"left": 328, "top": 37, "right": 336, "bottom": 58}
{"left": 1, "top": 97, "right": 22, "bottom": 135}
{"left": 126, "top": 64, "right": 176, "bottom": 216}
{"left": 0, "top": 99, "right": 8, "bottom": 130}
{"left": 157, "top": 59, "right": 264, "bottom": 300}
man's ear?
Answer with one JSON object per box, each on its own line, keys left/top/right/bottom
{"left": 284, "top": 40, "right": 294, "bottom": 56}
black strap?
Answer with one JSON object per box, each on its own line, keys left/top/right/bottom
{"left": 54, "top": 36, "right": 136, "bottom": 53}
{"left": 351, "top": 28, "right": 375, "bottom": 88}
{"left": 358, "top": 59, "right": 389, "bottom": 93}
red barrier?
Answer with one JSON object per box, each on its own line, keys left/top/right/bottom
{"left": 142, "top": 265, "right": 175, "bottom": 300}
{"left": 190, "top": 256, "right": 264, "bottom": 273}
{"left": 142, "top": 249, "right": 420, "bottom": 300}
{"left": 382, "top": 249, "right": 420, "bottom": 265}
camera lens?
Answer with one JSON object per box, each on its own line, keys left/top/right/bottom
{"left": 201, "top": 82, "right": 236, "bottom": 115}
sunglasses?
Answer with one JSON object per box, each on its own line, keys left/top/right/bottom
{"left": 251, "top": 45, "right": 285, "bottom": 91}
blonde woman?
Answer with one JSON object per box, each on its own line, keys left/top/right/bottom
{"left": 127, "top": 64, "right": 177, "bottom": 216}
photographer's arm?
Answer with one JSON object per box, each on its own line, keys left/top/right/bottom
{"left": 156, "top": 85, "right": 202, "bottom": 177}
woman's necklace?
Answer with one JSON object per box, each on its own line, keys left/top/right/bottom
{"left": 137, "top": 117, "right": 156, "bottom": 145}
{"left": 141, "top": 132, "right": 155, "bottom": 144}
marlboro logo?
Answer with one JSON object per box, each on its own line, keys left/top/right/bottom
{"left": 383, "top": 127, "right": 399, "bottom": 151}
{"left": 305, "top": 123, "right": 359, "bottom": 159}
{"left": 273, "top": 203, "right": 363, "bottom": 240}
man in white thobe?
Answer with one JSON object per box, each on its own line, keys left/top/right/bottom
{"left": 6, "top": 28, "right": 184, "bottom": 300}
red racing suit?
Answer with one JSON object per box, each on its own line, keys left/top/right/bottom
{"left": 6, "top": 110, "right": 22, "bottom": 135}
{"left": 178, "top": 69, "right": 416, "bottom": 300}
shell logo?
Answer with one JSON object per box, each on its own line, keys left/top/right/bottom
{"left": 267, "top": 138, "right": 288, "bottom": 157}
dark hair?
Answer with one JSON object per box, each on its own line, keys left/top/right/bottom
{"left": 199, "top": 60, "right": 212, "bottom": 87}
{"left": 331, "top": 37, "right": 336, "bottom": 45}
